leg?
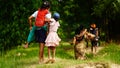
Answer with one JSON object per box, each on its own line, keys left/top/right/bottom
{"left": 94, "top": 46, "right": 97, "bottom": 54}
{"left": 93, "top": 41, "right": 98, "bottom": 54}
{"left": 35, "top": 28, "right": 47, "bottom": 64}
{"left": 91, "top": 46, "right": 94, "bottom": 53}
{"left": 94, "top": 42, "right": 98, "bottom": 54}
{"left": 85, "top": 38, "right": 89, "bottom": 48}
{"left": 48, "top": 47, "right": 51, "bottom": 60}
{"left": 51, "top": 46, "right": 56, "bottom": 60}
{"left": 74, "top": 45, "right": 78, "bottom": 59}
{"left": 51, "top": 46, "right": 56, "bottom": 63}
{"left": 45, "top": 46, "right": 56, "bottom": 64}
{"left": 24, "top": 42, "right": 29, "bottom": 48}
{"left": 91, "top": 41, "right": 94, "bottom": 54}
{"left": 24, "top": 26, "right": 36, "bottom": 48}
{"left": 45, "top": 46, "right": 51, "bottom": 64}
{"left": 39, "top": 43, "right": 45, "bottom": 63}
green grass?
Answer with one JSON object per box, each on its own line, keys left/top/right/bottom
{"left": 97, "top": 43, "right": 120, "bottom": 64}
{"left": 0, "top": 41, "right": 120, "bottom": 68}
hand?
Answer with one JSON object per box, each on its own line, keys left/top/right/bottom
{"left": 29, "top": 26, "right": 32, "bottom": 30}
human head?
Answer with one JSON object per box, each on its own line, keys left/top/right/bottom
{"left": 80, "top": 25, "right": 84, "bottom": 29}
{"left": 75, "top": 24, "right": 84, "bottom": 35}
{"left": 40, "top": 1, "right": 50, "bottom": 9}
{"left": 53, "top": 12, "right": 60, "bottom": 21}
{"left": 90, "top": 23, "right": 96, "bottom": 28}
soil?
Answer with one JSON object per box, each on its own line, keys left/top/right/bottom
{"left": 67, "top": 46, "right": 120, "bottom": 68}
{"left": 67, "top": 63, "right": 120, "bottom": 68}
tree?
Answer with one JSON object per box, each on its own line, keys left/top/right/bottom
{"left": 92, "top": 0, "right": 120, "bottom": 42}
{"left": 0, "top": 0, "right": 42, "bottom": 51}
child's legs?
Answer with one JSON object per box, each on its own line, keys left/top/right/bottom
{"left": 36, "top": 28, "right": 47, "bottom": 62}
{"left": 39, "top": 43, "right": 45, "bottom": 62}
{"left": 27, "top": 26, "right": 36, "bottom": 43}
{"left": 48, "top": 47, "right": 51, "bottom": 59}
{"left": 51, "top": 46, "right": 56, "bottom": 60}
{"left": 91, "top": 41, "right": 94, "bottom": 52}
{"left": 91, "top": 41, "right": 96, "bottom": 53}
{"left": 91, "top": 41, "right": 97, "bottom": 54}
{"left": 94, "top": 41, "right": 98, "bottom": 53}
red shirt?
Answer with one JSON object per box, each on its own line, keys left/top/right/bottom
{"left": 35, "top": 9, "right": 48, "bottom": 27}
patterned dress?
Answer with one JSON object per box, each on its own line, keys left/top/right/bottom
{"left": 45, "top": 18, "right": 61, "bottom": 47}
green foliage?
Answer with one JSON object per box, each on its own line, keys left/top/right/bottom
{"left": 0, "top": 0, "right": 120, "bottom": 51}
{"left": 92, "top": 0, "right": 119, "bottom": 18}
{"left": 0, "top": 0, "right": 42, "bottom": 51}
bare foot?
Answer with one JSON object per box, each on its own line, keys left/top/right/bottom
{"left": 23, "top": 43, "right": 28, "bottom": 48}
{"left": 51, "top": 59, "right": 55, "bottom": 63}
{"left": 44, "top": 59, "right": 51, "bottom": 64}
{"left": 44, "top": 59, "right": 55, "bottom": 64}
{"left": 39, "top": 61, "right": 44, "bottom": 64}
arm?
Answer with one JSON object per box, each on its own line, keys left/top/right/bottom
{"left": 47, "top": 23, "right": 50, "bottom": 35}
{"left": 96, "top": 28, "right": 99, "bottom": 37}
{"left": 28, "top": 16, "right": 34, "bottom": 30}
{"left": 73, "top": 36, "right": 76, "bottom": 45}
{"left": 45, "top": 13, "right": 51, "bottom": 22}
{"left": 45, "top": 18, "right": 51, "bottom": 23}
{"left": 79, "top": 29, "right": 87, "bottom": 37}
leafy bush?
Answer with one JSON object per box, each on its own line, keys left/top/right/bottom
{"left": 0, "top": 0, "right": 41, "bottom": 52}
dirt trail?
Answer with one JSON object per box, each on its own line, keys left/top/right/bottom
{"left": 67, "top": 63, "right": 120, "bottom": 68}
{"left": 85, "top": 46, "right": 103, "bottom": 54}
{"left": 67, "top": 46, "right": 120, "bottom": 68}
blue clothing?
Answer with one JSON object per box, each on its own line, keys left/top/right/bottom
{"left": 27, "top": 25, "right": 37, "bottom": 43}
{"left": 90, "top": 28, "right": 98, "bottom": 36}
{"left": 90, "top": 27, "right": 99, "bottom": 46}
{"left": 26, "top": 11, "right": 50, "bottom": 43}
{"left": 35, "top": 28, "right": 47, "bottom": 43}
{"left": 27, "top": 25, "right": 47, "bottom": 43}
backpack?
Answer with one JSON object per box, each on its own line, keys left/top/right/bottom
{"left": 35, "top": 9, "right": 48, "bottom": 27}
{"left": 90, "top": 28, "right": 99, "bottom": 41}
{"left": 90, "top": 28, "right": 98, "bottom": 35}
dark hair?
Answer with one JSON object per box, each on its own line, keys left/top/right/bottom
{"left": 40, "top": 1, "right": 50, "bottom": 9}
{"left": 75, "top": 25, "right": 84, "bottom": 35}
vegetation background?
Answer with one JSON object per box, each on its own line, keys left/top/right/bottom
{"left": 0, "top": 0, "right": 120, "bottom": 51}
{"left": 0, "top": 0, "right": 120, "bottom": 68}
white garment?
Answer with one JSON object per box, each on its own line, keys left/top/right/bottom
{"left": 31, "top": 11, "right": 38, "bottom": 18}
{"left": 45, "top": 19, "right": 61, "bottom": 47}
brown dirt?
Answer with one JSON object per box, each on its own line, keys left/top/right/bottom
{"left": 67, "top": 46, "right": 120, "bottom": 68}
{"left": 67, "top": 62, "right": 120, "bottom": 68}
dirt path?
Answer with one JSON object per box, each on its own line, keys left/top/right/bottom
{"left": 25, "top": 44, "right": 120, "bottom": 68}
{"left": 67, "top": 63, "right": 120, "bottom": 68}
{"left": 67, "top": 46, "right": 120, "bottom": 68}
{"left": 85, "top": 46, "right": 103, "bottom": 54}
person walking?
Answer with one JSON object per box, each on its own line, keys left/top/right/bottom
{"left": 45, "top": 12, "right": 61, "bottom": 63}
{"left": 24, "top": 1, "right": 51, "bottom": 63}
{"left": 89, "top": 23, "right": 99, "bottom": 54}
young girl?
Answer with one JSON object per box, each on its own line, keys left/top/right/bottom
{"left": 24, "top": 1, "right": 51, "bottom": 64}
{"left": 24, "top": 1, "right": 51, "bottom": 49}
{"left": 45, "top": 12, "right": 61, "bottom": 63}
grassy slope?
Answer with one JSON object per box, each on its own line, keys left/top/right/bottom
{"left": 0, "top": 41, "right": 120, "bottom": 68}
